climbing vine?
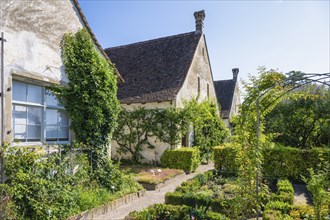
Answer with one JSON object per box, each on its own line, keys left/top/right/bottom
{"left": 113, "top": 100, "right": 228, "bottom": 163}
{"left": 55, "top": 29, "right": 121, "bottom": 168}
{"left": 187, "top": 99, "right": 229, "bottom": 160}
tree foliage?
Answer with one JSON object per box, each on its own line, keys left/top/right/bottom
{"left": 56, "top": 29, "right": 121, "bottom": 167}
{"left": 112, "top": 108, "right": 156, "bottom": 163}
{"left": 188, "top": 99, "right": 229, "bottom": 158}
{"left": 265, "top": 84, "right": 330, "bottom": 148}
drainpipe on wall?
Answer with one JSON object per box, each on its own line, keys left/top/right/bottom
{"left": 0, "top": 32, "right": 6, "bottom": 183}
{"left": 0, "top": 32, "right": 6, "bottom": 144}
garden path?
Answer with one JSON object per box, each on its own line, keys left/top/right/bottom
{"left": 293, "top": 183, "right": 312, "bottom": 205}
{"left": 92, "top": 163, "right": 215, "bottom": 220}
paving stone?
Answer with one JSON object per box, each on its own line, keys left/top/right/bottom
{"left": 92, "top": 163, "right": 214, "bottom": 220}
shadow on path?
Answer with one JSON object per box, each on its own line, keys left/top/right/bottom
{"left": 293, "top": 183, "right": 312, "bottom": 205}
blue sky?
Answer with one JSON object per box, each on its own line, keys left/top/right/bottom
{"left": 78, "top": 0, "right": 330, "bottom": 82}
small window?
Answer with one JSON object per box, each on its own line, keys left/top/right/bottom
{"left": 207, "top": 83, "right": 209, "bottom": 98}
{"left": 12, "top": 80, "right": 69, "bottom": 144}
{"left": 198, "top": 77, "right": 201, "bottom": 95}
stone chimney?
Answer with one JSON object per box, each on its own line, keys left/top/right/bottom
{"left": 232, "top": 68, "right": 239, "bottom": 81}
{"left": 194, "top": 10, "right": 205, "bottom": 34}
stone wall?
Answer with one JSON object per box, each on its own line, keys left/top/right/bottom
{"left": 175, "top": 35, "right": 218, "bottom": 108}
{"left": 0, "top": 0, "right": 87, "bottom": 144}
{"left": 111, "top": 101, "right": 173, "bottom": 163}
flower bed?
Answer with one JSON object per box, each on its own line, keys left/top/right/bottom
{"left": 122, "top": 165, "right": 184, "bottom": 190}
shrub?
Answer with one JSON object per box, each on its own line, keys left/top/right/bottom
{"left": 263, "top": 146, "right": 330, "bottom": 182}
{"left": 160, "top": 147, "right": 200, "bottom": 173}
{"left": 214, "top": 145, "right": 239, "bottom": 175}
{"left": 272, "top": 179, "right": 294, "bottom": 205}
{"left": 126, "top": 204, "right": 230, "bottom": 220}
{"left": 277, "top": 179, "right": 294, "bottom": 194}
{"left": 2, "top": 146, "right": 142, "bottom": 219}
{"left": 289, "top": 205, "right": 315, "bottom": 219}
{"left": 262, "top": 209, "right": 283, "bottom": 220}
{"left": 265, "top": 201, "right": 293, "bottom": 214}
{"left": 272, "top": 192, "right": 294, "bottom": 205}
{"left": 3, "top": 147, "right": 89, "bottom": 219}
{"left": 214, "top": 144, "right": 330, "bottom": 182}
{"left": 165, "top": 192, "right": 183, "bottom": 205}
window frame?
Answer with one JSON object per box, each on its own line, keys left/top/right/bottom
{"left": 12, "top": 80, "right": 71, "bottom": 145}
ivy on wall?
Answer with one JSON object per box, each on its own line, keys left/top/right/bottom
{"left": 55, "top": 29, "right": 121, "bottom": 168}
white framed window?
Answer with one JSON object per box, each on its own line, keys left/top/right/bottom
{"left": 12, "top": 80, "right": 70, "bottom": 144}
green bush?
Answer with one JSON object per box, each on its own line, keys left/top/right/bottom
{"left": 289, "top": 205, "right": 315, "bottom": 219}
{"left": 265, "top": 201, "right": 293, "bottom": 214}
{"left": 272, "top": 192, "right": 294, "bottom": 205}
{"left": 2, "top": 146, "right": 142, "bottom": 219}
{"left": 272, "top": 179, "right": 294, "bottom": 205}
{"left": 126, "top": 204, "right": 230, "bottom": 220}
{"left": 160, "top": 147, "right": 200, "bottom": 173}
{"left": 262, "top": 209, "right": 283, "bottom": 220}
{"left": 214, "top": 144, "right": 330, "bottom": 182}
{"left": 263, "top": 146, "right": 330, "bottom": 182}
{"left": 214, "top": 145, "right": 239, "bottom": 175}
{"left": 165, "top": 191, "right": 183, "bottom": 205}
{"left": 277, "top": 179, "right": 294, "bottom": 194}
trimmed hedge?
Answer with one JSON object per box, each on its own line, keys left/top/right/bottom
{"left": 160, "top": 147, "right": 200, "bottom": 173}
{"left": 264, "top": 201, "right": 293, "bottom": 214}
{"left": 214, "top": 145, "right": 239, "bottom": 175}
{"left": 263, "top": 146, "right": 330, "bottom": 181}
{"left": 126, "top": 204, "right": 230, "bottom": 220}
{"left": 271, "top": 179, "right": 294, "bottom": 205}
{"left": 214, "top": 145, "right": 330, "bottom": 181}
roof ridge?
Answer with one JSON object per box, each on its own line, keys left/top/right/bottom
{"left": 105, "top": 31, "right": 197, "bottom": 51}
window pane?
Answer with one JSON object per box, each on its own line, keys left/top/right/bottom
{"left": 27, "top": 84, "right": 42, "bottom": 104}
{"left": 13, "top": 81, "right": 26, "bottom": 102}
{"left": 14, "top": 125, "right": 26, "bottom": 140}
{"left": 27, "top": 125, "right": 41, "bottom": 141}
{"left": 45, "top": 90, "right": 61, "bottom": 106}
{"left": 27, "top": 107, "right": 42, "bottom": 125}
{"left": 58, "top": 111, "right": 69, "bottom": 126}
{"left": 46, "top": 109, "right": 57, "bottom": 126}
{"left": 13, "top": 105, "right": 27, "bottom": 125}
{"left": 46, "top": 126, "right": 58, "bottom": 140}
{"left": 58, "top": 127, "right": 69, "bottom": 140}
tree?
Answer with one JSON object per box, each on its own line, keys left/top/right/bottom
{"left": 113, "top": 108, "right": 156, "bottom": 163}
{"left": 265, "top": 84, "right": 330, "bottom": 148}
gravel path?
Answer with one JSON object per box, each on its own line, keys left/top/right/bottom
{"left": 92, "top": 163, "right": 214, "bottom": 220}
{"left": 293, "top": 183, "right": 312, "bottom": 205}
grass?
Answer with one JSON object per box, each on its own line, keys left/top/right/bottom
{"left": 122, "top": 165, "right": 184, "bottom": 185}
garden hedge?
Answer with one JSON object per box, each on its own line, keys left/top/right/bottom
{"left": 160, "top": 147, "right": 200, "bottom": 173}
{"left": 213, "top": 145, "right": 239, "bottom": 175}
{"left": 263, "top": 146, "right": 330, "bottom": 181}
{"left": 126, "top": 204, "right": 230, "bottom": 220}
{"left": 214, "top": 145, "right": 330, "bottom": 181}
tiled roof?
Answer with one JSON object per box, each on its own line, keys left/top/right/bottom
{"left": 214, "top": 79, "right": 236, "bottom": 118}
{"left": 104, "top": 32, "right": 202, "bottom": 103}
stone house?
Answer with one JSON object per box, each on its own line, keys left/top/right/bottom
{"left": 0, "top": 0, "right": 121, "bottom": 146}
{"left": 105, "top": 10, "right": 219, "bottom": 162}
{"left": 214, "top": 68, "right": 241, "bottom": 130}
